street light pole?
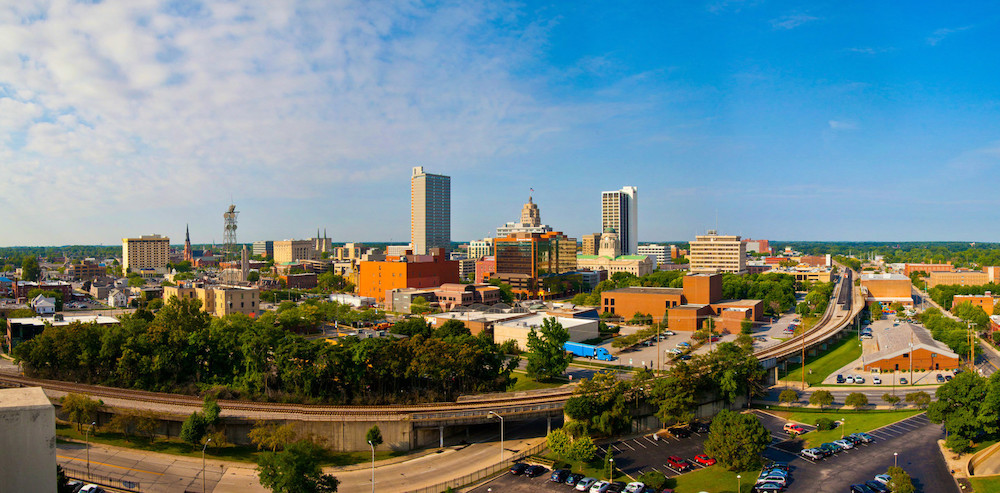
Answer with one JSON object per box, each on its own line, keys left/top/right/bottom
{"left": 368, "top": 440, "right": 375, "bottom": 493}
{"left": 841, "top": 418, "right": 846, "bottom": 439}
{"left": 202, "top": 438, "right": 212, "bottom": 493}
{"left": 894, "top": 452, "right": 898, "bottom": 468}
{"left": 609, "top": 457, "right": 614, "bottom": 482}
{"left": 488, "top": 411, "right": 504, "bottom": 463}
{"left": 737, "top": 474, "right": 742, "bottom": 493}
{"left": 85, "top": 421, "right": 96, "bottom": 480}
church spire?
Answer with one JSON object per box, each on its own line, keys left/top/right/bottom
{"left": 186, "top": 224, "right": 190, "bottom": 242}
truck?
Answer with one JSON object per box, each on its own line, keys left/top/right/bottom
{"left": 563, "top": 341, "right": 616, "bottom": 361}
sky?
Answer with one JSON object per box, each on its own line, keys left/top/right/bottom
{"left": 1, "top": 1, "right": 999, "bottom": 246}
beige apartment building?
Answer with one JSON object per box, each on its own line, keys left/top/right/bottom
{"left": 122, "top": 234, "right": 169, "bottom": 274}
{"left": 688, "top": 231, "right": 746, "bottom": 274}
{"left": 580, "top": 233, "right": 601, "bottom": 256}
{"left": 468, "top": 238, "right": 493, "bottom": 260}
{"left": 411, "top": 166, "right": 451, "bottom": 255}
{"left": 928, "top": 270, "right": 990, "bottom": 288}
{"left": 163, "top": 284, "right": 261, "bottom": 317}
{"left": 274, "top": 240, "right": 317, "bottom": 264}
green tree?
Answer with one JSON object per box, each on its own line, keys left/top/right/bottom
{"left": 569, "top": 435, "right": 597, "bottom": 472}
{"left": 128, "top": 274, "right": 146, "bottom": 287}
{"left": 809, "top": 390, "right": 834, "bottom": 410}
{"left": 257, "top": 439, "right": 340, "bottom": 493}
{"left": 365, "top": 425, "right": 383, "bottom": 448}
{"left": 882, "top": 393, "right": 901, "bottom": 407}
{"left": 487, "top": 278, "right": 514, "bottom": 303}
{"left": 21, "top": 256, "right": 40, "bottom": 282}
{"left": 603, "top": 446, "right": 615, "bottom": 480}
{"left": 525, "top": 317, "right": 572, "bottom": 381}
{"left": 250, "top": 421, "right": 298, "bottom": 452}
{"left": 703, "top": 409, "right": 770, "bottom": 471}
{"left": 637, "top": 470, "right": 667, "bottom": 490}
{"left": 741, "top": 318, "right": 754, "bottom": 334}
{"left": 887, "top": 466, "right": 915, "bottom": 493}
{"left": 779, "top": 389, "right": 799, "bottom": 406}
{"left": 248, "top": 271, "right": 261, "bottom": 283}
{"left": 433, "top": 319, "right": 471, "bottom": 339}
{"left": 906, "top": 391, "right": 931, "bottom": 409}
{"left": 61, "top": 393, "right": 101, "bottom": 431}
{"left": 845, "top": 392, "right": 869, "bottom": 409}
{"left": 180, "top": 412, "right": 207, "bottom": 444}
{"left": 546, "top": 428, "right": 572, "bottom": 459}
{"left": 409, "top": 296, "right": 431, "bottom": 314}
{"left": 870, "top": 303, "right": 883, "bottom": 320}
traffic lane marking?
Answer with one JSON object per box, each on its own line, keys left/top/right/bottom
{"left": 58, "top": 455, "right": 164, "bottom": 476}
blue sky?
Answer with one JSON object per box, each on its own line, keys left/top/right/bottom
{"left": 1, "top": 1, "right": 999, "bottom": 246}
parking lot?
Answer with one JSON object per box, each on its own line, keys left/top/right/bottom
{"left": 762, "top": 413, "right": 958, "bottom": 493}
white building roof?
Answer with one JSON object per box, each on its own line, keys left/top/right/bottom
{"left": 862, "top": 321, "right": 957, "bottom": 364}
{"left": 7, "top": 315, "right": 120, "bottom": 327}
{"left": 493, "top": 313, "right": 595, "bottom": 331}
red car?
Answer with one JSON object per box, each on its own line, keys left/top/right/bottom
{"left": 693, "top": 454, "right": 716, "bottom": 466}
{"left": 667, "top": 455, "right": 691, "bottom": 471}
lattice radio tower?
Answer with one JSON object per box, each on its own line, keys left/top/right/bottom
{"left": 222, "top": 203, "right": 239, "bottom": 284}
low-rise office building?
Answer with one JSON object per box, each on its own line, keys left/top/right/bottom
{"left": 688, "top": 231, "right": 746, "bottom": 274}
{"left": 928, "top": 270, "right": 990, "bottom": 288}
{"left": 6, "top": 314, "right": 119, "bottom": 352}
{"left": 861, "top": 322, "right": 959, "bottom": 372}
{"left": 860, "top": 273, "right": 914, "bottom": 307}
{"left": 359, "top": 249, "right": 460, "bottom": 304}
{"left": 493, "top": 313, "right": 598, "bottom": 351}
{"left": 952, "top": 293, "right": 997, "bottom": 315}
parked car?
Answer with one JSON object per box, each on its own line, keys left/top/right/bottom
{"left": 872, "top": 376, "right": 882, "bottom": 385}
{"left": 589, "top": 481, "right": 612, "bottom": 493}
{"left": 872, "top": 474, "right": 891, "bottom": 485}
{"left": 510, "top": 463, "right": 529, "bottom": 475}
{"left": 845, "top": 375, "right": 855, "bottom": 384}
{"left": 640, "top": 487, "right": 661, "bottom": 493}
{"left": 856, "top": 432, "right": 875, "bottom": 443}
{"left": 551, "top": 469, "right": 571, "bottom": 482}
{"left": 566, "top": 473, "right": 585, "bottom": 486}
{"left": 800, "top": 448, "right": 823, "bottom": 460}
{"left": 836, "top": 374, "right": 846, "bottom": 383}
{"left": 865, "top": 480, "right": 890, "bottom": 492}
{"left": 668, "top": 348, "right": 683, "bottom": 355}
{"left": 946, "top": 375, "right": 954, "bottom": 381}
{"left": 624, "top": 482, "right": 646, "bottom": 493}
{"left": 819, "top": 442, "right": 840, "bottom": 455}
{"left": 667, "top": 426, "right": 691, "bottom": 439}
{"left": 763, "top": 462, "right": 790, "bottom": 473}
{"left": 849, "top": 432, "right": 874, "bottom": 444}
{"left": 78, "top": 487, "right": 106, "bottom": 493}
{"left": 66, "top": 481, "right": 85, "bottom": 493}
{"left": 525, "top": 465, "right": 548, "bottom": 477}
{"left": 855, "top": 375, "right": 866, "bottom": 384}
{"left": 900, "top": 377, "right": 908, "bottom": 384}
{"left": 755, "top": 475, "right": 787, "bottom": 487}
{"left": 607, "top": 482, "right": 627, "bottom": 493}
{"left": 666, "top": 455, "right": 691, "bottom": 471}
{"left": 676, "top": 342, "right": 691, "bottom": 348}
{"left": 576, "top": 477, "right": 598, "bottom": 491}
{"left": 833, "top": 439, "right": 855, "bottom": 450}
{"left": 937, "top": 374, "right": 946, "bottom": 383}
{"left": 752, "top": 483, "right": 784, "bottom": 492}
{"left": 693, "top": 454, "right": 717, "bottom": 466}
{"left": 688, "top": 420, "right": 711, "bottom": 433}
{"left": 783, "top": 423, "right": 805, "bottom": 434}
{"left": 850, "top": 484, "right": 877, "bottom": 493}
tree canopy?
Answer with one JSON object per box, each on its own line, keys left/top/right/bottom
{"left": 525, "top": 317, "right": 572, "bottom": 381}
{"left": 703, "top": 409, "right": 771, "bottom": 471}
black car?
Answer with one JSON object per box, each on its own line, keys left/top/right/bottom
{"left": 946, "top": 375, "right": 953, "bottom": 381}
{"left": 510, "top": 463, "right": 528, "bottom": 475}
{"left": 565, "top": 473, "right": 585, "bottom": 486}
{"left": 900, "top": 377, "right": 908, "bottom": 384}
{"left": 850, "top": 484, "right": 877, "bottom": 493}
{"left": 607, "top": 481, "right": 627, "bottom": 493}
{"left": 640, "top": 487, "right": 660, "bottom": 493}
{"left": 763, "top": 462, "right": 791, "bottom": 473}
{"left": 667, "top": 426, "right": 691, "bottom": 438}
{"left": 865, "top": 480, "right": 889, "bottom": 492}
{"left": 836, "top": 374, "right": 846, "bottom": 383}
{"left": 525, "top": 465, "right": 548, "bottom": 478}
{"left": 937, "top": 374, "right": 946, "bottom": 383}
{"left": 550, "top": 469, "right": 570, "bottom": 482}
{"left": 688, "top": 420, "right": 711, "bottom": 433}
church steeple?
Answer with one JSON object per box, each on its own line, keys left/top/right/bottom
{"left": 186, "top": 224, "right": 190, "bottom": 242}
{"left": 183, "top": 223, "right": 193, "bottom": 262}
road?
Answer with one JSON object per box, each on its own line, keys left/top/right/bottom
{"left": 58, "top": 441, "right": 232, "bottom": 492}
{"left": 760, "top": 385, "right": 937, "bottom": 407}
{"left": 912, "top": 288, "right": 999, "bottom": 377}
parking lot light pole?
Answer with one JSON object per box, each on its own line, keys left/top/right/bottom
{"left": 842, "top": 418, "right": 846, "bottom": 439}
{"left": 202, "top": 438, "right": 212, "bottom": 493}
{"left": 368, "top": 440, "right": 375, "bottom": 493}
{"left": 85, "top": 421, "right": 96, "bottom": 480}
{"left": 894, "top": 452, "right": 898, "bottom": 468}
{"left": 488, "top": 411, "right": 504, "bottom": 463}
{"left": 609, "top": 457, "right": 614, "bottom": 482}
{"left": 737, "top": 474, "right": 742, "bottom": 493}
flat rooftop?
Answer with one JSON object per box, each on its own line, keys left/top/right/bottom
{"left": 494, "top": 313, "right": 596, "bottom": 330}
{"left": 7, "top": 315, "right": 120, "bottom": 326}
{"left": 861, "top": 273, "right": 909, "bottom": 281}
{"left": 0, "top": 387, "right": 51, "bottom": 411}
{"left": 607, "top": 287, "right": 684, "bottom": 295}
{"left": 713, "top": 299, "right": 762, "bottom": 307}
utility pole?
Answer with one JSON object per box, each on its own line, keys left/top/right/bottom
{"left": 801, "top": 330, "right": 806, "bottom": 389}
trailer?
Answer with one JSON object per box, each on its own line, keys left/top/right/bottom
{"left": 563, "top": 341, "right": 616, "bottom": 361}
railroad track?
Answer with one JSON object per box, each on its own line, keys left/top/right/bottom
{"left": 0, "top": 373, "right": 576, "bottom": 418}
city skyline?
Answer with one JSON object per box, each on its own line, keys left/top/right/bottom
{"left": 2, "top": 2, "right": 1000, "bottom": 246}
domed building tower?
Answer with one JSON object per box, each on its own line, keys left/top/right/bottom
{"left": 598, "top": 227, "right": 621, "bottom": 258}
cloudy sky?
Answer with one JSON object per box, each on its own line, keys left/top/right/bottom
{"left": 1, "top": 1, "right": 999, "bottom": 246}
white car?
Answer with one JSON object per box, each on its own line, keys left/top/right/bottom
{"left": 589, "top": 481, "right": 611, "bottom": 493}
{"left": 663, "top": 330, "right": 675, "bottom": 336}
{"left": 872, "top": 376, "right": 882, "bottom": 385}
{"left": 800, "top": 448, "right": 823, "bottom": 460}
{"left": 833, "top": 439, "right": 854, "bottom": 450}
{"left": 845, "top": 375, "right": 855, "bottom": 384}
{"left": 873, "top": 474, "right": 891, "bottom": 485}
{"left": 668, "top": 348, "right": 683, "bottom": 355}
{"left": 625, "top": 482, "right": 645, "bottom": 493}
{"left": 854, "top": 375, "right": 865, "bottom": 384}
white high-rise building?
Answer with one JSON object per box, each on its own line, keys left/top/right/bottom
{"left": 637, "top": 244, "right": 670, "bottom": 267}
{"left": 601, "top": 186, "right": 638, "bottom": 255}
{"left": 410, "top": 167, "right": 451, "bottom": 255}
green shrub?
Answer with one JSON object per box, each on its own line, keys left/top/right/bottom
{"left": 814, "top": 417, "right": 835, "bottom": 431}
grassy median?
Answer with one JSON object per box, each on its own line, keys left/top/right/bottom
{"left": 767, "top": 409, "right": 923, "bottom": 447}
{"left": 779, "top": 335, "right": 862, "bottom": 386}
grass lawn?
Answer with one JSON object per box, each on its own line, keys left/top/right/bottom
{"left": 794, "top": 315, "right": 819, "bottom": 335}
{"left": 767, "top": 409, "right": 922, "bottom": 447}
{"left": 508, "top": 371, "right": 567, "bottom": 392}
{"left": 56, "top": 423, "right": 406, "bottom": 467}
{"left": 668, "top": 465, "right": 762, "bottom": 493}
{"left": 969, "top": 476, "right": 1000, "bottom": 492}
{"left": 538, "top": 453, "right": 615, "bottom": 481}
{"left": 779, "top": 335, "right": 862, "bottom": 386}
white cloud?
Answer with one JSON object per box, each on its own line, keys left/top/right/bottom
{"left": 0, "top": 0, "right": 562, "bottom": 243}
{"left": 770, "top": 13, "right": 819, "bottom": 30}
{"left": 828, "top": 120, "right": 858, "bottom": 131}
{"left": 927, "top": 25, "right": 973, "bottom": 46}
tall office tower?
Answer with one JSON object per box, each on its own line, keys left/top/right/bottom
{"left": 410, "top": 166, "right": 451, "bottom": 255}
{"left": 601, "top": 186, "right": 638, "bottom": 255}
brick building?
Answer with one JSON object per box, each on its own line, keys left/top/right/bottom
{"left": 358, "top": 249, "right": 459, "bottom": 304}
{"left": 12, "top": 281, "right": 73, "bottom": 303}
{"left": 903, "top": 263, "right": 952, "bottom": 276}
{"left": 860, "top": 273, "right": 913, "bottom": 307}
{"left": 927, "top": 270, "right": 990, "bottom": 288}
{"left": 861, "top": 322, "right": 959, "bottom": 372}
{"left": 952, "top": 293, "right": 997, "bottom": 315}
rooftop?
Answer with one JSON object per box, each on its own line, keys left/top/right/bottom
{"left": 0, "top": 387, "right": 51, "bottom": 411}
{"left": 861, "top": 273, "right": 909, "bottom": 281}
{"left": 7, "top": 314, "right": 120, "bottom": 326}
{"left": 606, "top": 286, "right": 684, "bottom": 295}
{"left": 863, "top": 321, "right": 957, "bottom": 364}
{"left": 494, "top": 313, "right": 596, "bottom": 330}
